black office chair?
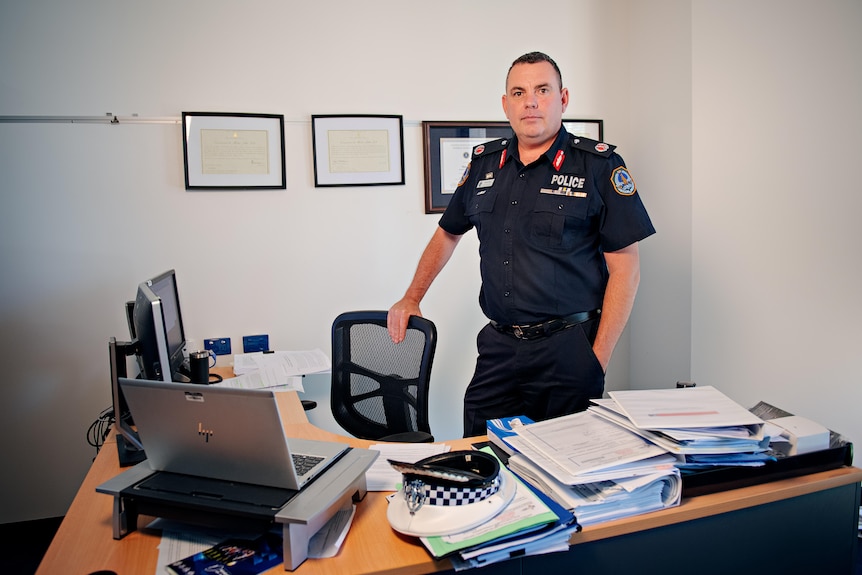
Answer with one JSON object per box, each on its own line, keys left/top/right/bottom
{"left": 330, "top": 310, "right": 437, "bottom": 442}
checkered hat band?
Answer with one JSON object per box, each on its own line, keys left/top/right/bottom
{"left": 406, "top": 475, "right": 501, "bottom": 507}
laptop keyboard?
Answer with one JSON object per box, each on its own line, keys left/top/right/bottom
{"left": 292, "top": 453, "right": 324, "bottom": 476}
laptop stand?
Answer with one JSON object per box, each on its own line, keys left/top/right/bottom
{"left": 97, "top": 447, "right": 379, "bottom": 571}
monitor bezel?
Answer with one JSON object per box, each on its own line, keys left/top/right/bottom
{"left": 133, "top": 269, "right": 187, "bottom": 382}
{"left": 146, "top": 269, "right": 187, "bottom": 380}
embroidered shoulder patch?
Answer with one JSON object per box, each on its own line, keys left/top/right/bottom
{"left": 611, "top": 166, "right": 637, "bottom": 196}
{"left": 457, "top": 163, "right": 471, "bottom": 188}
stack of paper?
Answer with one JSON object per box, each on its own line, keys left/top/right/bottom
{"left": 365, "top": 443, "right": 450, "bottom": 491}
{"left": 589, "top": 386, "right": 771, "bottom": 468}
{"left": 765, "top": 415, "right": 830, "bottom": 456}
{"left": 751, "top": 400, "right": 835, "bottom": 457}
{"left": 505, "top": 411, "right": 672, "bottom": 483}
{"left": 217, "top": 349, "right": 331, "bottom": 390}
{"left": 499, "top": 410, "right": 682, "bottom": 524}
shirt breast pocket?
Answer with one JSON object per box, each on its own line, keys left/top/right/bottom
{"left": 530, "top": 194, "right": 590, "bottom": 249}
{"left": 465, "top": 190, "right": 498, "bottom": 224}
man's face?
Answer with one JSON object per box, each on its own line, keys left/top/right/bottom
{"left": 502, "top": 61, "right": 569, "bottom": 148}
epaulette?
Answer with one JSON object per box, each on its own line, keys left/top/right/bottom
{"left": 471, "top": 137, "right": 508, "bottom": 159}
{"left": 569, "top": 134, "right": 616, "bottom": 158}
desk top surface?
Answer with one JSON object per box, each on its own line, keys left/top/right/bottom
{"left": 37, "top": 382, "right": 862, "bottom": 575}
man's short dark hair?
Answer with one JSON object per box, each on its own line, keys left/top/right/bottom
{"left": 507, "top": 52, "right": 563, "bottom": 89}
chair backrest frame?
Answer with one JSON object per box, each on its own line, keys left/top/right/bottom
{"left": 330, "top": 310, "right": 436, "bottom": 440}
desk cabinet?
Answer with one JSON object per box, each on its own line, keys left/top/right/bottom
{"left": 533, "top": 480, "right": 861, "bottom": 574}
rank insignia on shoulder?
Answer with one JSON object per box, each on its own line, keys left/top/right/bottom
{"left": 472, "top": 138, "right": 507, "bottom": 159}
{"left": 611, "top": 166, "right": 637, "bottom": 196}
{"left": 570, "top": 135, "right": 616, "bottom": 157}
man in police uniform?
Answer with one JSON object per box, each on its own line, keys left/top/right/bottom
{"left": 388, "top": 52, "right": 655, "bottom": 437}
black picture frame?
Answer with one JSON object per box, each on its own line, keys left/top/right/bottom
{"left": 181, "top": 112, "right": 286, "bottom": 190}
{"left": 562, "top": 118, "right": 604, "bottom": 141}
{"left": 311, "top": 114, "right": 405, "bottom": 187}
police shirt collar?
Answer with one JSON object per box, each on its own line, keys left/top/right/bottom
{"left": 508, "top": 126, "right": 568, "bottom": 165}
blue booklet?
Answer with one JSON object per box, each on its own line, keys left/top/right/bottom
{"left": 165, "top": 532, "right": 283, "bottom": 575}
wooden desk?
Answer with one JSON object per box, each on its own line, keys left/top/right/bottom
{"left": 39, "top": 385, "right": 862, "bottom": 575}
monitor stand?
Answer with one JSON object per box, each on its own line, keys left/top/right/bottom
{"left": 116, "top": 435, "right": 146, "bottom": 466}
{"left": 109, "top": 337, "right": 146, "bottom": 467}
{"left": 96, "top": 447, "right": 379, "bottom": 571}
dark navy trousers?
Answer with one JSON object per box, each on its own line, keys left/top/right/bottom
{"left": 462, "top": 318, "right": 604, "bottom": 437}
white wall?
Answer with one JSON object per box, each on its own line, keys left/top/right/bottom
{"left": 690, "top": 0, "right": 862, "bottom": 451}
{"left": 626, "top": 1, "right": 694, "bottom": 388}
{"left": 0, "top": 0, "right": 636, "bottom": 523}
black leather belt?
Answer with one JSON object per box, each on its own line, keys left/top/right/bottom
{"left": 490, "top": 309, "right": 601, "bottom": 340}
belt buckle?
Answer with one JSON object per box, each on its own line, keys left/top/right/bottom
{"left": 513, "top": 325, "right": 525, "bottom": 339}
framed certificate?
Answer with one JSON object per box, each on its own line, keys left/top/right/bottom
{"left": 422, "top": 121, "right": 513, "bottom": 214}
{"left": 311, "top": 114, "right": 405, "bottom": 187}
{"left": 563, "top": 118, "right": 604, "bottom": 141}
{"left": 181, "top": 112, "right": 286, "bottom": 190}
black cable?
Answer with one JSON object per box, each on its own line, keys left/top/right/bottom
{"left": 87, "top": 405, "right": 114, "bottom": 459}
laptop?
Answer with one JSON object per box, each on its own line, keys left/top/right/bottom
{"left": 119, "top": 377, "right": 350, "bottom": 492}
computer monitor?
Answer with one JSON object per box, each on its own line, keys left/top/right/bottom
{"left": 133, "top": 269, "right": 190, "bottom": 382}
{"left": 109, "top": 269, "right": 190, "bottom": 466}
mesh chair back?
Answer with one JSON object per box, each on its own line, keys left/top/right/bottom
{"left": 330, "top": 311, "right": 436, "bottom": 441}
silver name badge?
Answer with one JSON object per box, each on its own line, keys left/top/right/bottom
{"left": 477, "top": 179, "right": 495, "bottom": 189}
{"left": 540, "top": 187, "right": 587, "bottom": 198}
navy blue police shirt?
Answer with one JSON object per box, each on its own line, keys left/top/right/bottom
{"left": 439, "top": 127, "right": 655, "bottom": 325}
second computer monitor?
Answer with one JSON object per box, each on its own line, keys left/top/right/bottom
{"left": 132, "top": 269, "right": 188, "bottom": 382}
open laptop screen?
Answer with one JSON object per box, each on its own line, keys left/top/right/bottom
{"left": 119, "top": 378, "right": 348, "bottom": 490}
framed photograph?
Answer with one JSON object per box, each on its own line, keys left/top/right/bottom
{"left": 311, "top": 114, "right": 405, "bottom": 187}
{"left": 181, "top": 112, "right": 286, "bottom": 190}
{"left": 563, "top": 118, "right": 604, "bottom": 141}
{"left": 422, "top": 121, "right": 513, "bottom": 214}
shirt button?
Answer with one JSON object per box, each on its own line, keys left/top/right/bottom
{"left": 503, "top": 260, "right": 509, "bottom": 265}
{"left": 504, "top": 229, "right": 511, "bottom": 233}
{"left": 558, "top": 204, "right": 564, "bottom": 210}
{"left": 504, "top": 291, "right": 510, "bottom": 297}
{"left": 511, "top": 200, "right": 518, "bottom": 205}
{"left": 519, "top": 174, "right": 525, "bottom": 179}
